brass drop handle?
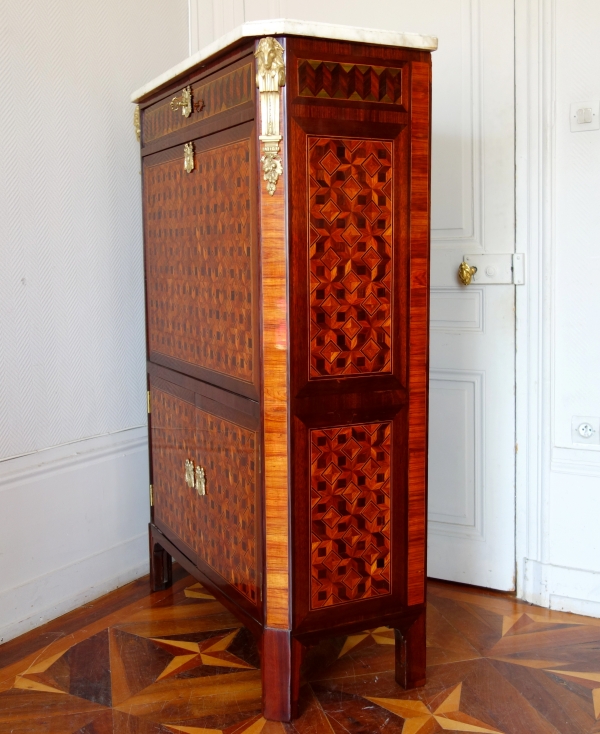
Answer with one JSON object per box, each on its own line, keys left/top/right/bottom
{"left": 185, "top": 459, "right": 195, "bottom": 488}
{"left": 184, "top": 459, "right": 207, "bottom": 496}
{"left": 195, "top": 465, "right": 206, "bottom": 496}
{"left": 458, "top": 261, "right": 477, "bottom": 286}
{"left": 184, "top": 142, "right": 194, "bottom": 174}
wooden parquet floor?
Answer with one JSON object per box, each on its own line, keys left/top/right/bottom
{"left": 1, "top": 569, "right": 600, "bottom": 733}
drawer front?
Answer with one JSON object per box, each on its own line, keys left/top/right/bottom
{"left": 143, "top": 124, "right": 259, "bottom": 399}
{"left": 141, "top": 59, "right": 253, "bottom": 146}
{"left": 150, "top": 374, "right": 261, "bottom": 610}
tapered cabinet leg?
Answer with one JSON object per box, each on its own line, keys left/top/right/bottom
{"left": 149, "top": 524, "right": 173, "bottom": 592}
{"left": 394, "top": 608, "right": 426, "bottom": 689}
{"left": 262, "top": 628, "right": 303, "bottom": 722}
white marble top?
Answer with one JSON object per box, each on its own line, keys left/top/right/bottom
{"left": 131, "top": 18, "right": 437, "bottom": 103}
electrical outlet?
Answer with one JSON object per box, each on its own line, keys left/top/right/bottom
{"left": 571, "top": 416, "right": 600, "bottom": 445}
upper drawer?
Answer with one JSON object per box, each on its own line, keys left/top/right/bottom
{"left": 141, "top": 58, "right": 254, "bottom": 146}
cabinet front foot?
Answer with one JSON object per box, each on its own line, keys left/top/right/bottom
{"left": 149, "top": 524, "right": 173, "bottom": 592}
{"left": 262, "top": 628, "right": 303, "bottom": 721}
{"left": 394, "top": 608, "right": 426, "bottom": 690}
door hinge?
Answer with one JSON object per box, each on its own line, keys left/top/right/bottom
{"left": 149, "top": 484, "right": 153, "bottom": 506}
{"left": 147, "top": 390, "right": 151, "bottom": 414}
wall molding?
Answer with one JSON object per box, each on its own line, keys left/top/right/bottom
{"left": 0, "top": 426, "right": 147, "bottom": 491}
{"left": 0, "top": 534, "right": 148, "bottom": 644}
{"left": 515, "top": 0, "right": 556, "bottom": 602}
{"left": 0, "top": 427, "right": 150, "bottom": 643}
{"left": 523, "top": 558, "right": 600, "bottom": 617}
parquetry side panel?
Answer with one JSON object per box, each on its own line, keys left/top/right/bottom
{"left": 144, "top": 139, "right": 254, "bottom": 384}
{"left": 308, "top": 137, "right": 393, "bottom": 379}
{"left": 310, "top": 422, "right": 392, "bottom": 609}
{"left": 151, "top": 387, "right": 259, "bottom": 604}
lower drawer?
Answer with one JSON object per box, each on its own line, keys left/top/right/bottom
{"left": 148, "top": 364, "right": 262, "bottom": 615}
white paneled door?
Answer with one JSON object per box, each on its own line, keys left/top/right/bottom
{"left": 190, "top": 0, "right": 517, "bottom": 590}
{"left": 420, "top": 0, "right": 516, "bottom": 589}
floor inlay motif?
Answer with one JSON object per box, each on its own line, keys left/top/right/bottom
{"left": 2, "top": 574, "right": 600, "bottom": 733}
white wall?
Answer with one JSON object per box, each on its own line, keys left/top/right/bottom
{"left": 516, "top": 0, "right": 600, "bottom": 617}
{"left": 0, "top": 0, "right": 188, "bottom": 642}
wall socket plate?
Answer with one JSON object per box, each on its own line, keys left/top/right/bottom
{"left": 571, "top": 416, "right": 600, "bottom": 445}
{"left": 570, "top": 101, "right": 600, "bottom": 132}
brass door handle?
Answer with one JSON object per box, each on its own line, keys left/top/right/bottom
{"left": 170, "top": 86, "right": 193, "bottom": 118}
{"left": 458, "top": 261, "right": 477, "bottom": 286}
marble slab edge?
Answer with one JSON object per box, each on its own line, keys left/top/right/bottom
{"left": 131, "top": 17, "right": 438, "bottom": 103}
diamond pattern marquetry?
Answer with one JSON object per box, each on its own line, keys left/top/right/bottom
{"left": 151, "top": 388, "right": 259, "bottom": 603}
{"left": 143, "top": 63, "right": 253, "bottom": 143}
{"left": 144, "top": 138, "right": 254, "bottom": 384}
{"left": 310, "top": 422, "right": 391, "bottom": 609}
{"left": 308, "top": 137, "right": 392, "bottom": 378}
{"left": 298, "top": 59, "right": 402, "bottom": 104}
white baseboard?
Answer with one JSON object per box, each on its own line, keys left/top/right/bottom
{"left": 0, "top": 536, "right": 148, "bottom": 643}
{"left": 0, "top": 427, "right": 151, "bottom": 643}
{"left": 522, "top": 558, "right": 600, "bottom": 618}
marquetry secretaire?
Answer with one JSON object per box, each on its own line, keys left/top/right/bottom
{"left": 132, "top": 19, "right": 436, "bottom": 721}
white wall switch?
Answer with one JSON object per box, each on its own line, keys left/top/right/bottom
{"left": 570, "top": 101, "right": 600, "bottom": 132}
{"left": 571, "top": 416, "right": 600, "bottom": 445}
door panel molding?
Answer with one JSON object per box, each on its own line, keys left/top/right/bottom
{"left": 428, "top": 369, "right": 484, "bottom": 540}
{"left": 430, "top": 287, "right": 484, "bottom": 332}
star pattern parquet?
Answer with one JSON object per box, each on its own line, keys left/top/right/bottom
{"left": 310, "top": 422, "right": 391, "bottom": 609}
{"left": 144, "top": 138, "right": 254, "bottom": 384}
{"left": 3, "top": 574, "right": 600, "bottom": 733}
{"left": 308, "top": 136, "right": 393, "bottom": 378}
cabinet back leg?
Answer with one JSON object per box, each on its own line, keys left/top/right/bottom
{"left": 394, "top": 608, "right": 426, "bottom": 689}
{"left": 262, "top": 629, "right": 303, "bottom": 721}
{"left": 149, "top": 524, "right": 173, "bottom": 592}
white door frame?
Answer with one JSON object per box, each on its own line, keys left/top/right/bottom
{"left": 514, "top": 0, "right": 555, "bottom": 604}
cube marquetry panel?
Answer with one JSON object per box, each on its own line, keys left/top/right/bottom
{"left": 144, "top": 139, "right": 254, "bottom": 384}
{"left": 310, "top": 422, "right": 392, "bottom": 609}
{"left": 309, "top": 137, "right": 393, "bottom": 378}
{"left": 152, "top": 387, "right": 259, "bottom": 604}
{"left": 298, "top": 59, "right": 402, "bottom": 104}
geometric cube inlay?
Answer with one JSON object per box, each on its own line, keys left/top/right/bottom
{"left": 308, "top": 137, "right": 392, "bottom": 378}
{"left": 298, "top": 59, "right": 402, "bottom": 105}
{"left": 310, "top": 422, "right": 392, "bottom": 609}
